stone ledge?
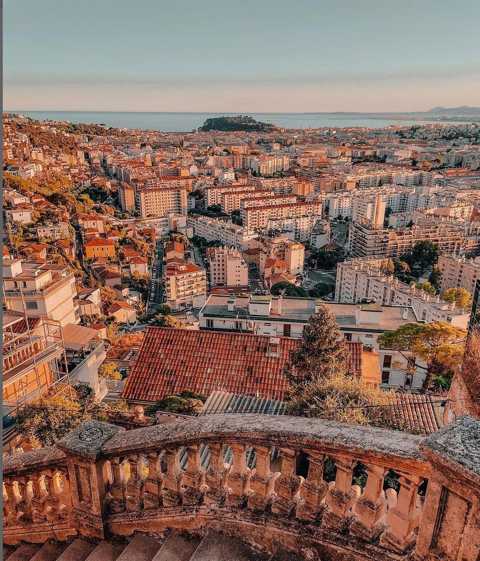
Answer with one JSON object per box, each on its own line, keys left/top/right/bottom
{"left": 3, "top": 446, "right": 67, "bottom": 476}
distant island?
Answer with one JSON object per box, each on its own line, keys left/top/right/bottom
{"left": 428, "top": 106, "right": 480, "bottom": 115}
{"left": 199, "top": 115, "right": 278, "bottom": 132}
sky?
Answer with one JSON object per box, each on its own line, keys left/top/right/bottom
{"left": 4, "top": 0, "right": 480, "bottom": 112}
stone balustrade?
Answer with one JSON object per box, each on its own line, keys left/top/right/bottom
{"left": 3, "top": 415, "right": 480, "bottom": 561}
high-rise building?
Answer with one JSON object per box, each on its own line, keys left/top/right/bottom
{"left": 207, "top": 247, "right": 249, "bottom": 288}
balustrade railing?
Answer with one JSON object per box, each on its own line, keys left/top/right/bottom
{"left": 3, "top": 415, "right": 479, "bottom": 561}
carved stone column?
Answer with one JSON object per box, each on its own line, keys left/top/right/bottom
{"left": 182, "top": 444, "right": 204, "bottom": 506}
{"left": 322, "top": 457, "right": 355, "bottom": 530}
{"left": 271, "top": 448, "right": 302, "bottom": 516}
{"left": 204, "top": 443, "right": 227, "bottom": 506}
{"left": 296, "top": 452, "right": 328, "bottom": 521}
{"left": 3, "top": 480, "right": 18, "bottom": 526}
{"left": 143, "top": 452, "right": 162, "bottom": 509}
{"left": 380, "top": 474, "right": 420, "bottom": 553}
{"left": 248, "top": 446, "right": 274, "bottom": 511}
{"left": 57, "top": 420, "right": 125, "bottom": 539}
{"left": 162, "top": 448, "right": 183, "bottom": 507}
{"left": 226, "top": 443, "right": 251, "bottom": 508}
{"left": 351, "top": 464, "right": 386, "bottom": 541}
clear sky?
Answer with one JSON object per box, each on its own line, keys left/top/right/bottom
{"left": 4, "top": 0, "right": 480, "bottom": 112}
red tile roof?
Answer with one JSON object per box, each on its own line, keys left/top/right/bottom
{"left": 122, "top": 328, "right": 364, "bottom": 403}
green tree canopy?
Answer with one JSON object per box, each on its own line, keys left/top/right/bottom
{"left": 270, "top": 282, "right": 308, "bottom": 298}
{"left": 441, "top": 288, "right": 472, "bottom": 309}
{"left": 402, "top": 241, "right": 439, "bottom": 277}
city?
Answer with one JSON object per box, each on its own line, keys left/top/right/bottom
{"left": 2, "top": 1, "right": 480, "bottom": 560}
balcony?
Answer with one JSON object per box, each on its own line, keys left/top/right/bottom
{"left": 3, "top": 415, "right": 479, "bottom": 560}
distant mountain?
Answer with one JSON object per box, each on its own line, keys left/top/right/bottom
{"left": 199, "top": 115, "right": 278, "bottom": 132}
{"left": 428, "top": 106, "right": 480, "bottom": 115}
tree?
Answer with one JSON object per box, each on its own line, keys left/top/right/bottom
{"left": 402, "top": 241, "right": 439, "bottom": 277}
{"left": 99, "top": 361, "right": 122, "bottom": 380}
{"left": 271, "top": 282, "right": 308, "bottom": 298}
{"left": 441, "top": 288, "right": 472, "bottom": 309}
{"left": 415, "top": 281, "right": 436, "bottom": 295}
{"left": 284, "top": 305, "right": 347, "bottom": 387}
{"left": 286, "top": 368, "right": 400, "bottom": 429}
{"left": 147, "top": 391, "right": 206, "bottom": 415}
{"left": 379, "top": 322, "right": 466, "bottom": 390}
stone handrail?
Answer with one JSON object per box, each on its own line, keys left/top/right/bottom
{"left": 3, "top": 415, "right": 480, "bottom": 561}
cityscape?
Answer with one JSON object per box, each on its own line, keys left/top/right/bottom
{"left": 3, "top": 1, "right": 480, "bottom": 561}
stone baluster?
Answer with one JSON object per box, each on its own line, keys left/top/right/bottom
{"left": 3, "top": 480, "right": 18, "bottom": 526}
{"left": 143, "top": 452, "right": 162, "bottom": 509}
{"left": 43, "top": 470, "right": 59, "bottom": 521}
{"left": 108, "top": 457, "right": 126, "bottom": 513}
{"left": 271, "top": 448, "right": 302, "bottom": 516}
{"left": 125, "top": 455, "right": 142, "bottom": 512}
{"left": 380, "top": 475, "right": 420, "bottom": 553}
{"left": 296, "top": 452, "right": 328, "bottom": 521}
{"left": 248, "top": 446, "right": 275, "bottom": 511}
{"left": 30, "top": 473, "right": 47, "bottom": 523}
{"left": 226, "top": 443, "right": 251, "bottom": 508}
{"left": 322, "top": 457, "right": 355, "bottom": 530}
{"left": 182, "top": 444, "right": 204, "bottom": 506}
{"left": 351, "top": 464, "right": 387, "bottom": 541}
{"left": 162, "top": 448, "right": 183, "bottom": 506}
{"left": 204, "top": 443, "right": 228, "bottom": 505}
{"left": 16, "top": 477, "right": 32, "bottom": 523}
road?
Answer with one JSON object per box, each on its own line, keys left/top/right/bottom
{"left": 146, "top": 240, "right": 164, "bottom": 315}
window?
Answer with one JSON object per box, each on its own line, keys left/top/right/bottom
{"left": 206, "top": 319, "right": 213, "bottom": 329}
{"left": 26, "top": 301, "right": 38, "bottom": 310}
{"left": 382, "top": 371, "right": 390, "bottom": 384}
{"left": 283, "top": 324, "right": 291, "bottom": 337}
{"left": 383, "top": 354, "right": 392, "bottom": 368}
{"left": 344, "top": 333, "right": 352, "bottom": 341}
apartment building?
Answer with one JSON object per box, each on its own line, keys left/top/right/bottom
{"left": 242, "top": 201, "right": 323, "bottom": 233}
{"left": 187, "top": 215, "right": 257, "bottom": 249}
{"left": 198, "top": 294, "right": 423, "bottom": 388}
{"left": 267, "top": 214, "right": 322, "bottom": 242}
{"left": 221, "top": 189, "right": 275, "bottom": 213}
{"left": 207, "top": 246, "right": 249, "bottom": 288}
{"left": 248, "top": 155, "right": 290, "bottom": 176}
{"left": 135, "top": 184, "right": 188, "bottom": 218}
{"left": 164, "top": 261, "right": 207, "bottom": 310}
{"left": 3, "top": 259, "right": 79, "bottom": 326}
{"left": 118, "top": 182, "right": 136, "bottom": 212}
{"left": 205, "top": 184, "right": 256, "bottom": 207}
{"left": 437, "top": 255, "right": 480, "bottom": 294}
{"left": 36, "top": 222, "right": 70, "bottom": 241}
{"left": 240, "top": 194, "right": 297, "bottom": 211}
{"left": 261, "top": 236, "right": 305, "bottom": 276}
{"left": 348, "top": 221, "right": 467, "bottom": 258}
{"left": 84, "top": 238, "right": 116, "bottom": 260}
{"left": 335, "top": 258, "right": 470, "bottom": 328}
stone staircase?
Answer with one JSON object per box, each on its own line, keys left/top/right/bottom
{"left": 4, "top": 532, "right": 275, "bottom": 561}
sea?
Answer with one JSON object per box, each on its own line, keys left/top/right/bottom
{"left": 12, "top": 111, "right": 450, "bottom": 132}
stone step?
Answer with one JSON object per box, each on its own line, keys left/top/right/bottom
{"left": 5, "top": 544, "right": 41, "bottom": 561}
{"left": 189, "top": 532, "right": 258, "bottom": 561}
{"left": 29, "top": 542, "right": 68, "bottom": 561}
{"left": 115, "top": 535, "right": 162, "bottom": 561}
{"left": 56, "top": 539, "right": 97, "bottom": 561}
{"left": 84, "top": 541, "right": 126, "bottom": 561}
{"left": 152, "top": 533, "right": 201, "bottom": 561}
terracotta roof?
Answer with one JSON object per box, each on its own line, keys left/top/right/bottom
{"left": 386, "top": 393, "right": 444, "bottom": 435}
{"left": 85, "top": 238, "right": 115, "bottom": 247}
{"left": 122, "top": 328, "right": 364, "bottom": 403}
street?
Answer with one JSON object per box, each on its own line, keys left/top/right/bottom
{"left": 146, "top": 240, "right": 164, "bottom": 315}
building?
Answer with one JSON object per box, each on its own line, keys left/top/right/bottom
{"left": 135, "top": 184, "right": 188, "bottom": 218}
{"left": 207, "top": 246, "right": 249, "bottom": 288}
{"left": 348, "top": 220, "right": 468, "bottom": 258}
{"left": 3, "top": 259, "right": 79, "bottom": 326}
{"left": 335, "top": 258, "right": 470, "bottom": 328}
{"left": 164, "top": 261, "right": 207, "bottom": 310}
{"left": 84, "top": 238, "right": 116, "bottom": 260}
{"left": 438, "top": 255, "right": 480, "bottom": 294}
{"left": 242, "top": 201, "right": 323, "bottom": 233}
{"left": 118, "top": 182, "right": 136, "bottom": 212}
{"left": 122, "top": 327, "right": 376, "bottom": 403}
{"left": 187, "top": 215, "right": 257, "bottom": 249}
{"left": 199, "top": 293, "right": 424, "bottom": 389}
{"left": 205, "top": 184, "right": 257, "bottom": 207}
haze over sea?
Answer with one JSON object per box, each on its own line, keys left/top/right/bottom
{"left": 15, "top": 111, "right": 447, "bottom": 132}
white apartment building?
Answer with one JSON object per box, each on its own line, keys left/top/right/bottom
{"left": 205, "top": 184, "right": 256, "bottom": 207}
{"left": 135, "top": 185, "right": 188, "bottom": 218}
{"left": 187, "top": 215, "right": 257, "bottom": 249}
{"left": 164, "top": 261, "right": 207, "bottom": 311}
{"left": 248, "top": 155, "right": 290, "bottom": 176}
{"left": 221, "top": 190, "right": 275, "bottom": 213}
{"left": 207, "top": 246, "right": 249, "bottom": 288}
{"left": 242, "top": 201, "right": 323, "bottom": 233}
{"left": 199, "top": 294, "right": 427, "bottom": 389}
{"left": 335, "top": 258, "right": 470, "bottom": 328}
{"left": 3, "top": 259, "right": 79, "bottom": 326}
{"left": 438, "top": 255, "right": 480, "bottom": 294}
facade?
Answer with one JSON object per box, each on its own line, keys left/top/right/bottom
{"left": 164, "top": 261, "right": 207, "bottom": 310}
{"left": 242, "top": 201, "right": 323, "bottom": 233}
{"left": 205, "top": 184, "right": 257, "bottom": 207}
{"left": 3, "top": 259, "right": 79, "bottom": 326}
{"left": 207, "top": 246, "right": 249, "bottom": 288}
{"left": 438, "top": 255, "right": 480, "bottom": 294}
{"left": 335, "top": 258, "right": 470, "bottom": 328}
{"left": 84, "top": 238, "right": 116, "bottom": 260}
{"left": 118, "top": 182, "right": 136, "bottom": 212}
{"left": 187, "top": 215, "right": 257, "bottom": 249}
{"left": 135, "top": 185, "right": 188, "bottom": 218}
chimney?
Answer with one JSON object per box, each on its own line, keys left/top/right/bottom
{"left": 266, "top": 337, "right": 280, "bottom": 358}
{"left": 227, "top": 297, "right": 235, "bottom": 312}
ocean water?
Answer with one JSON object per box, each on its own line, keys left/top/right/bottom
{"left": 14, "top": 111, "right": 440, "bottom": 132}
